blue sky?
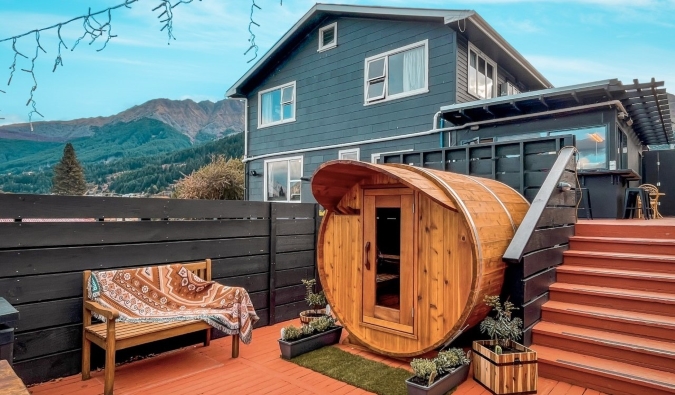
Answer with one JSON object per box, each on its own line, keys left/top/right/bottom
{"left": 0, "top": 0, "right": 673, "bottom": 125}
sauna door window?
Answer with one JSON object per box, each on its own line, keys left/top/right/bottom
{"left": 363, "top": 189, "right": 414, "bottom": 334}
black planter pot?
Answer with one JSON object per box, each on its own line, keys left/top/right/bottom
{"left": 278, "top": 325, "right": 343, "bottom": 359}
{"left": 405, "top": 364, "right": 470, "bottom": 395}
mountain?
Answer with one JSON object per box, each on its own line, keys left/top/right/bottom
{"left": 0, "top": 98, "right": 244, "bottom": 142}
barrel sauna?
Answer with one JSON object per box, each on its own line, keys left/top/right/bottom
{"left": 311, "top": 160, "right": 529, "bottom": 357}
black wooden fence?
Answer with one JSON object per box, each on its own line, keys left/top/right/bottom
{"left": 502, "top": 147, "right": 579, "bottom": 346}
{"left": 381, "top": 135, "right": 574, "bottom": 201}
{"left": 0, "top": 194, "right": 318, "bottom": 385}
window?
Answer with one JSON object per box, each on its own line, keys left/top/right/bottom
{"left": 264, "top": 156, "right": 302, "bottom": 202}
{"left": 318, "top": 22, "right": 337, "bottom": 52}
{"left": 258, "top": 82, "right": 296, "bottom": 128}
{"left": 364, "top": 40, "right": 428, "bottom": 104}
{"left": 339, "top": 148, "right": 360, "bottom": 161}
{"left": 468, "top": 43, "right": 497, "bottom": 99}
{"left": 500, "top": 81, "right": 521, "bottom": 96}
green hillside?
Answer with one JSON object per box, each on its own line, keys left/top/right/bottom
{"left": 0, "top": 118, "right": 193, "bottom": 175}
{"left": 0, "top": 128, "right": 243, "bottom": 195}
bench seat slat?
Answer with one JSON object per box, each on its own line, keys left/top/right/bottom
{"left": 85, "top": 320, "right": 212, "bottom": 350}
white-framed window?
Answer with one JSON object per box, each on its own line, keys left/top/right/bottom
{"left": 339, "top": 148, "right": 360, "bottom": 161}
{"left": 264, "top": 156, "right": 303, "bottom": 202}
{"left": 318, "top": 22, "right": 337, "bottom": 52}
{"left": 364, "top": 40, "right": 428, "bottom": 105}
{"left": 258, "top": 81, "right": 296, "bottom": 128}
{"left": 467, "top": 43, "right": 497, "bottom": 99}
{"left": 500, "top": 81, "right": 521, "bottom": 97}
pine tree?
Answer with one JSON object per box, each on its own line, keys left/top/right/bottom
{"left": 51, "top": 143, "right": 87, "bottom": 195}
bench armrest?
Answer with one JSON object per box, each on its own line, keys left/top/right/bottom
{"left": 84, "top": 301, "right": 120, "bottom": 321}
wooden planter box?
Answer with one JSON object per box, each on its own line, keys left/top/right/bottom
{"left": 472, "top": 340, "right": 537, "bottom": 395}
{"left": 405, "top": 364, "right": 470, "bottom": 395}
{"left": 278, "top": 326, "right": 342, "bottom": 360}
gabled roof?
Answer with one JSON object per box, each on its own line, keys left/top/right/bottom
{"left": 226, "top": 3, "right": 552, "bottom": 98}
{"left": 439, "top": 79, "right": 673, "bottom": 146}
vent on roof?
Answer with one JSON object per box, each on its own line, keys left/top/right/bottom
{"left": 318, "top": 22, "right": 337, "bottom": 52}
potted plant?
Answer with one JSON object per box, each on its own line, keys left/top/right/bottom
{"left": 473, "top": 295, "right": 537, "bottom": 395}
{"left": 299, "top": 278, "right": 329, "bottom": 324}
{"left": 405, "top": 348, "right": 471, "bottom": 395}
{"left": 278, "top": 315, "right": 343, "bottom": 359}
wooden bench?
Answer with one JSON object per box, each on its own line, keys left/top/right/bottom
{"left": 82, "top": 259, "right": 239, "bottom": 395}
{"left": 0, "top": 360, "right": 29, "bottom": 395}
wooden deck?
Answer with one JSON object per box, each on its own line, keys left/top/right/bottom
{"left": 28, "top": 319, "right": 605, "bottom": 395}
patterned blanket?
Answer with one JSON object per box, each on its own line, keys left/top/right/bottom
{"left": 88, "top": 264, "right": 259, "bottom": 344}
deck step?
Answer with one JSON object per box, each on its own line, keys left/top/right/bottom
{"left": 531, "top": 344, "right": 675, "bottom": 395}
{"left": 532, "top": 321, "right": 675, "bottom": 374}
{"left": 563, "top": 250, "right": 675, "bottom": 273}
{"left": 575, "top": 222, "right": 675, "bottom": 239}
{"left": 570, "top": 236, "right": 675, "bottom": 255}
{"left": 541, "top": 300, "right": 675, "bottom": 341}
{"left": 549, "top": 283, "right": 675, "bottom": 316}
{"left": 556, "top": 266, "right": 675, "bottom": 293}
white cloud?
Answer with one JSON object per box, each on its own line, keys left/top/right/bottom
{"left": 0, "top": 113, "right": 26, "bottom": 126}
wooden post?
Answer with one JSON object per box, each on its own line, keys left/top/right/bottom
{"left": 231, "top": 334, "right": 239, "bottom": 358}
{"left": 268, "top": 203, "right": 277, "bottom": 325}
{"left": 104, "top": 319, "right": 116, "bottom": 395}
{"left": 81, "top": 271, "right": 91, "bottom": 380}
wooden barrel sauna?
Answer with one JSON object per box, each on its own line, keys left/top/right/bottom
{"left": 311, "top": 160, "right": 529, "bottom": 357}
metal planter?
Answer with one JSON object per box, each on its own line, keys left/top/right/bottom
{"left": 405, "top": 364, "right": 470, "bottom": 395}
{"left": 278, "top": 325, "right": 343, "bottom": 360}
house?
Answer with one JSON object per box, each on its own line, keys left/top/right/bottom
{"left": 226, "top": 4, "right": 551, "bottom": 203}
{"left": 227, "top": 4, "right": 672, "bottom": 213}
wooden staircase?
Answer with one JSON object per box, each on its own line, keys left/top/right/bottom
{"left": 530, "top": 220, "right": 675, "bottom": 395}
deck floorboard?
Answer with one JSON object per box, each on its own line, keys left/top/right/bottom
{"left": 29, "top": 319, "right": 595, "bottom": 395}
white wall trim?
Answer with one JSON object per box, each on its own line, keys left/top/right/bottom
{"left": 318, "top": 22, "right": 338, "bottom": 52}
{"left": 338, "top": 147, "right": 360, "bottom": 160}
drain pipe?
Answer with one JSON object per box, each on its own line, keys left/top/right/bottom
{"left": 242, "top": 98, "right": 249, "bottom": 200}
{"left": 242, "top": 100, "right": 628, "bottom": 163}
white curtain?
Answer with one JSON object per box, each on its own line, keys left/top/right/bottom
{"left": 261, "top": 92, "right": 274, "bottom": 124}
{"left": 402, "top": 46, "right": 424, "bottom": 92}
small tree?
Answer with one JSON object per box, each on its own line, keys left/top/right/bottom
{"left": 479, "top": 295, "right": 523, "bottom": 354}
{"left": 52, "top": 143, "right": 87, "bottom": 195}
{"left": 174, "top": 156, "right": 244, "bottom": 200}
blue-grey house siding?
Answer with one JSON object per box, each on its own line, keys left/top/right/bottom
{"left": 247, "top": 17, "right": 457, "bottom": 156}
{"left": 245, "top": 16, "right": 460, "bottom": 202}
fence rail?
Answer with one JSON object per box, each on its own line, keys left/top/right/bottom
{"left": 0, "top": 194, "right": 318, "bottom": 385}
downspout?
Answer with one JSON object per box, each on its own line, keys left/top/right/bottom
{"left": 242, "top": 98, "right": 249, "bottom": 200}
{"left": 433, "top": 111, "right": 444, "bottom": 147}
{"left": 243, "top": 100, "right": 629, "bottom": 163}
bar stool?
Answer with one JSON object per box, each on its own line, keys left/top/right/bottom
{"left": 623, "top": 188, "right": 652, "bottom": 219}
{"left": 577, "top": 188, "right": 593, "bottom": 219}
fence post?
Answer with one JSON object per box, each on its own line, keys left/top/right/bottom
{"left": 313, "top": 204, "right": 322, "bottom": 292}
{"left": 268, "top": 203, "right": 277, "bottom": 325}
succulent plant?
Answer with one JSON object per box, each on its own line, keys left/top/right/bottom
{"left": 411, "top": 358, "right": 437, "bottom": 384}
{"left": 309, "top": 315, "right": 334, "bottom": 333}
{"left": 281, "top": 325, "right": 302, "bottom": 341}
{"left": 433, "top": 348, "right": 470, "bottom": 374}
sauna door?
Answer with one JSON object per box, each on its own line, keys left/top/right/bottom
{"left": 362, "top": 189, "right": 414, "bottom": 334}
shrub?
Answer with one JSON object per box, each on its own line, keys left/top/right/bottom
{"left": 411, "top": 358, "right": 437, "bottom": 386}
{"left": 301, "top": 278, "right": 327, "bottom": 310}
{"left": 174, "top": 155, "right": 244, "bottom": 200}
{"left": 301, "top": 324, "right": 314, "bottom": 336}
{"left": 434, "top": 348, "right": 470, "bottom": 374}
{"left": 309, "top": 316, "right": 334, "bottom": 333}
{"left": 479, "top": 295, "right": 523, "bottom": 352}
{"left": 281, "top": 325, "right": 302, "bottom": 341}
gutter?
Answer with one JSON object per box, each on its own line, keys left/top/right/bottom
{"left": 243, "top": 100, "right": 628, "bottom": 163}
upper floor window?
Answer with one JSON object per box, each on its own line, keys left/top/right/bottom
{"left": 258, "top": 82, "right": 296, "bottom": 128}
{"left": 318, "top": 22, "right": 337, "bottom": 52}
{"left": 500, "top": 81, "right": 521, "bottom": 96}
{"left": 468, "top": 43, "right": 497, "bottom": 99}
{"left": 339, "top": 148, "right": 360, "bottom": 160}
{"left": 265, "top": 156, "right": 302, "bottom": 202}
{"left": 364, "top": 40, "right": 428, "bottom": 105}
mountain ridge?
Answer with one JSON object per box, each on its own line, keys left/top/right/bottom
{"left": 0, "top": 98, "right": 244, "bottom": 142}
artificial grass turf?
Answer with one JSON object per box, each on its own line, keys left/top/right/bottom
{"left": 289, "top": 346, "right": 411, "bottom": 395}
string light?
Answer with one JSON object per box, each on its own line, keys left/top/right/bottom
{"left": 0, "top": 0, "right": 201, "bottom": 126}
{"left": 246, "top": 0, "right": 283, "bottom": 63}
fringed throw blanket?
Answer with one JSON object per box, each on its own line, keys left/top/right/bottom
{"left": 88, "top": 264, "right": 259, "bottom": 344}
